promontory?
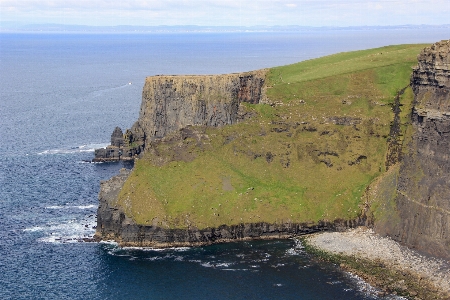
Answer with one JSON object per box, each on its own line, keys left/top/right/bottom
{"left": 93, "top": 41, "right": 450, "bottom": 264}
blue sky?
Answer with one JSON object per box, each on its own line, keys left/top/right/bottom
{"left": 1, "top": 0, "right": 449, "bottom": 27}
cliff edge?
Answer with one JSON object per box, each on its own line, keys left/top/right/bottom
{"left": 94, "top": 43, "right": 438, "bottom": 249}
{"left": 93, "top": 71, "right": 266, "bottom": 161}
{"left": 375, "top": 40, "right": 450, "bottom": 260}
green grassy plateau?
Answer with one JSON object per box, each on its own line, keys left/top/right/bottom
{"left": 118, "top": 44, "right": 426, "bottom": 229}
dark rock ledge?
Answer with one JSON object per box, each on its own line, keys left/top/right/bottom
{"left": 93, "top": 168, "right": 369, "bottom": 247}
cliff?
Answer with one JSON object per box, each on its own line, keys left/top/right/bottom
{"left": 139, "top": 71, "right": 266, "bottom": 142}
{"left": 94, "top": 44, "right": 432, "bottom": 248}
{"left": 375, "top": 40, "right": 450, "bottom": 259}
{"left": 93, "top": 71, "right": 266, "bottom": 161}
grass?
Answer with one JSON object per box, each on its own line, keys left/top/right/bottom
{"left": 117, "top": 43, "right": 427, "bottom": 230}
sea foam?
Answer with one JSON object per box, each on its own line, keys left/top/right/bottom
{"left": 38, "top": 143, "right": 109, "bottom": 155}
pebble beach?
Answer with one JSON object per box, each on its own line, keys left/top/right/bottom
{"left": 306, "top": 227, "right": 450, "bottom": 298}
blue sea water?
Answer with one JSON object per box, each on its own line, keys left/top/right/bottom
{"left": 1, "top": 28, "right": 449, "bottom": 299}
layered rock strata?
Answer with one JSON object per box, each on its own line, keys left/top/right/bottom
{"left": 94, "top": 169, "right": 366, "bottom": 247}
{"left": 94, "top": 42, "right": 450, "bottom": 254}
{"left": 93, "top": 71, "right": 266, "bottom": 161}
{"left": 377, "top": 40, "right": 450, "bottom": 259}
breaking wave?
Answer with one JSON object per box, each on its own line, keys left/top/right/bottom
{"left": 45, "top": 204, "right": 96, "bottom": 210}
{"left": 23, "top": 215, "right": 96, "bottom": 244}
{"left": 38, "top": 143, "right": 109, "bottom": 155}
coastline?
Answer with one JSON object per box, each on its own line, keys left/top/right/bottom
{"left": 304, "top": 228, "right": 450, "bottom": 299}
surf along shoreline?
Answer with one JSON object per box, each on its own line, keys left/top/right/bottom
{"left": 303, "top": 228, "right": 450, "bottom": 299}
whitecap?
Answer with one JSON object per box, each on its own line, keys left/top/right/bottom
{"left": 344, "top": 272, "right": 403, "bottom": 299}
{"left": 146, "top": 257, "right": 164, "bottom": 261}
{"left": 30, "top": 216, "right": 96, "bottom": 244}
{"left": 38, "top": 235, "right": 83, "bottom": 244}
{"left": 121, "top": 246, "right": 191, "bottom": 252}
{"left": 37, "top": 143, "right": 109, "bottom": 155}
{"left": 201, "top": 262, "right": 214, "bottom": 268}
{"left": 271, "top": 263, "right": 285, "bottom": 268}
{"left": 99, "top": 240, "right": 119, "bottom": 246}
{"left": 45, "top": 204, "right": 96, "bottom": 210}
{"left": 23, "top": 226, "right": 44, "bottom": 232}
{"left": 215, "top": 262, "right": 233, "bottom": 268}
{"left": 284, "top": 242, "right": 305, "bottom": 256}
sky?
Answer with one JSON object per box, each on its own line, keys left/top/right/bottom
{"left": 1, "top": 0, "right": 450, "bottom": 27}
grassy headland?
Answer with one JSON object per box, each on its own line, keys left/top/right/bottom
{"left": 117, "top": 44, "right": 427, "bottom": 229}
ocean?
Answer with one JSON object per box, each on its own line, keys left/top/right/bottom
{"left": 1, "top": 28, "right": 449, "bottom": 299}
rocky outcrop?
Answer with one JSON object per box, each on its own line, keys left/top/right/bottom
{"left": 93, "top": 123, "right": 145, "bottom": 162}
{"left": 110, "top": 127, "right": 124, "bottom": 147}
{"left": 93, "top": 70, "right": 266, "bottom": 161}
{"left": 95, "top": 168, "right": 132, "bottom": 234}
{"left": 377, "top": 40, "right": 450, "bottom": 259}
{"left": 94, "top": 169, "right": 366, "bottom": 247}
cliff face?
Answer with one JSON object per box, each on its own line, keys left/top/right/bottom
{"left": 139, "top": 71, "right": 266, "bottom": 142}
{"left": 94, "top": 69, "right": 369, "bottom": 245}
{"left": 93, "top": 71, "right": 266, "bottom": 161}
{"left": 95, "top": 44, "right": 448, "bottom": 251}
{"left": 377, "top": 41, "right": 450, "bottom": 259}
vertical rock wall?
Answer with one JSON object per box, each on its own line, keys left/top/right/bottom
{"left": 381, "top": 41, "right": 450, "bottom": 259}
{"left": 93, "top": 70, "right": 266, "bottom": 160}
{"left": 137, "top": 71, "right": 266, "bottom": 145}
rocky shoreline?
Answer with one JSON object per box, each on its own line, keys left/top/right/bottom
{"left": 305, "top": 228, "right": 450, "bottom": 299}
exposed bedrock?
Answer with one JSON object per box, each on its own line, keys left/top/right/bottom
{"left": 376, "top": 40, "right": 450, "bottom": 259}
{"left": 93, "top": 70, "right": 266, "bottom": 161}
{"left": 94, "top": 170, "right": 366, "bottom": 247}
{"left": 93, "top": 123, "right": 145, "bottom": 162}
{"left": 139, "top": 71, "right": 266, "bottom": 145}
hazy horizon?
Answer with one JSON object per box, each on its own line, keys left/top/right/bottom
{"left": 2, "top": 23, "right": 450, "bottom": 34}
{"left": 2, "top": 0, "right": 450, "bottom": 28}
